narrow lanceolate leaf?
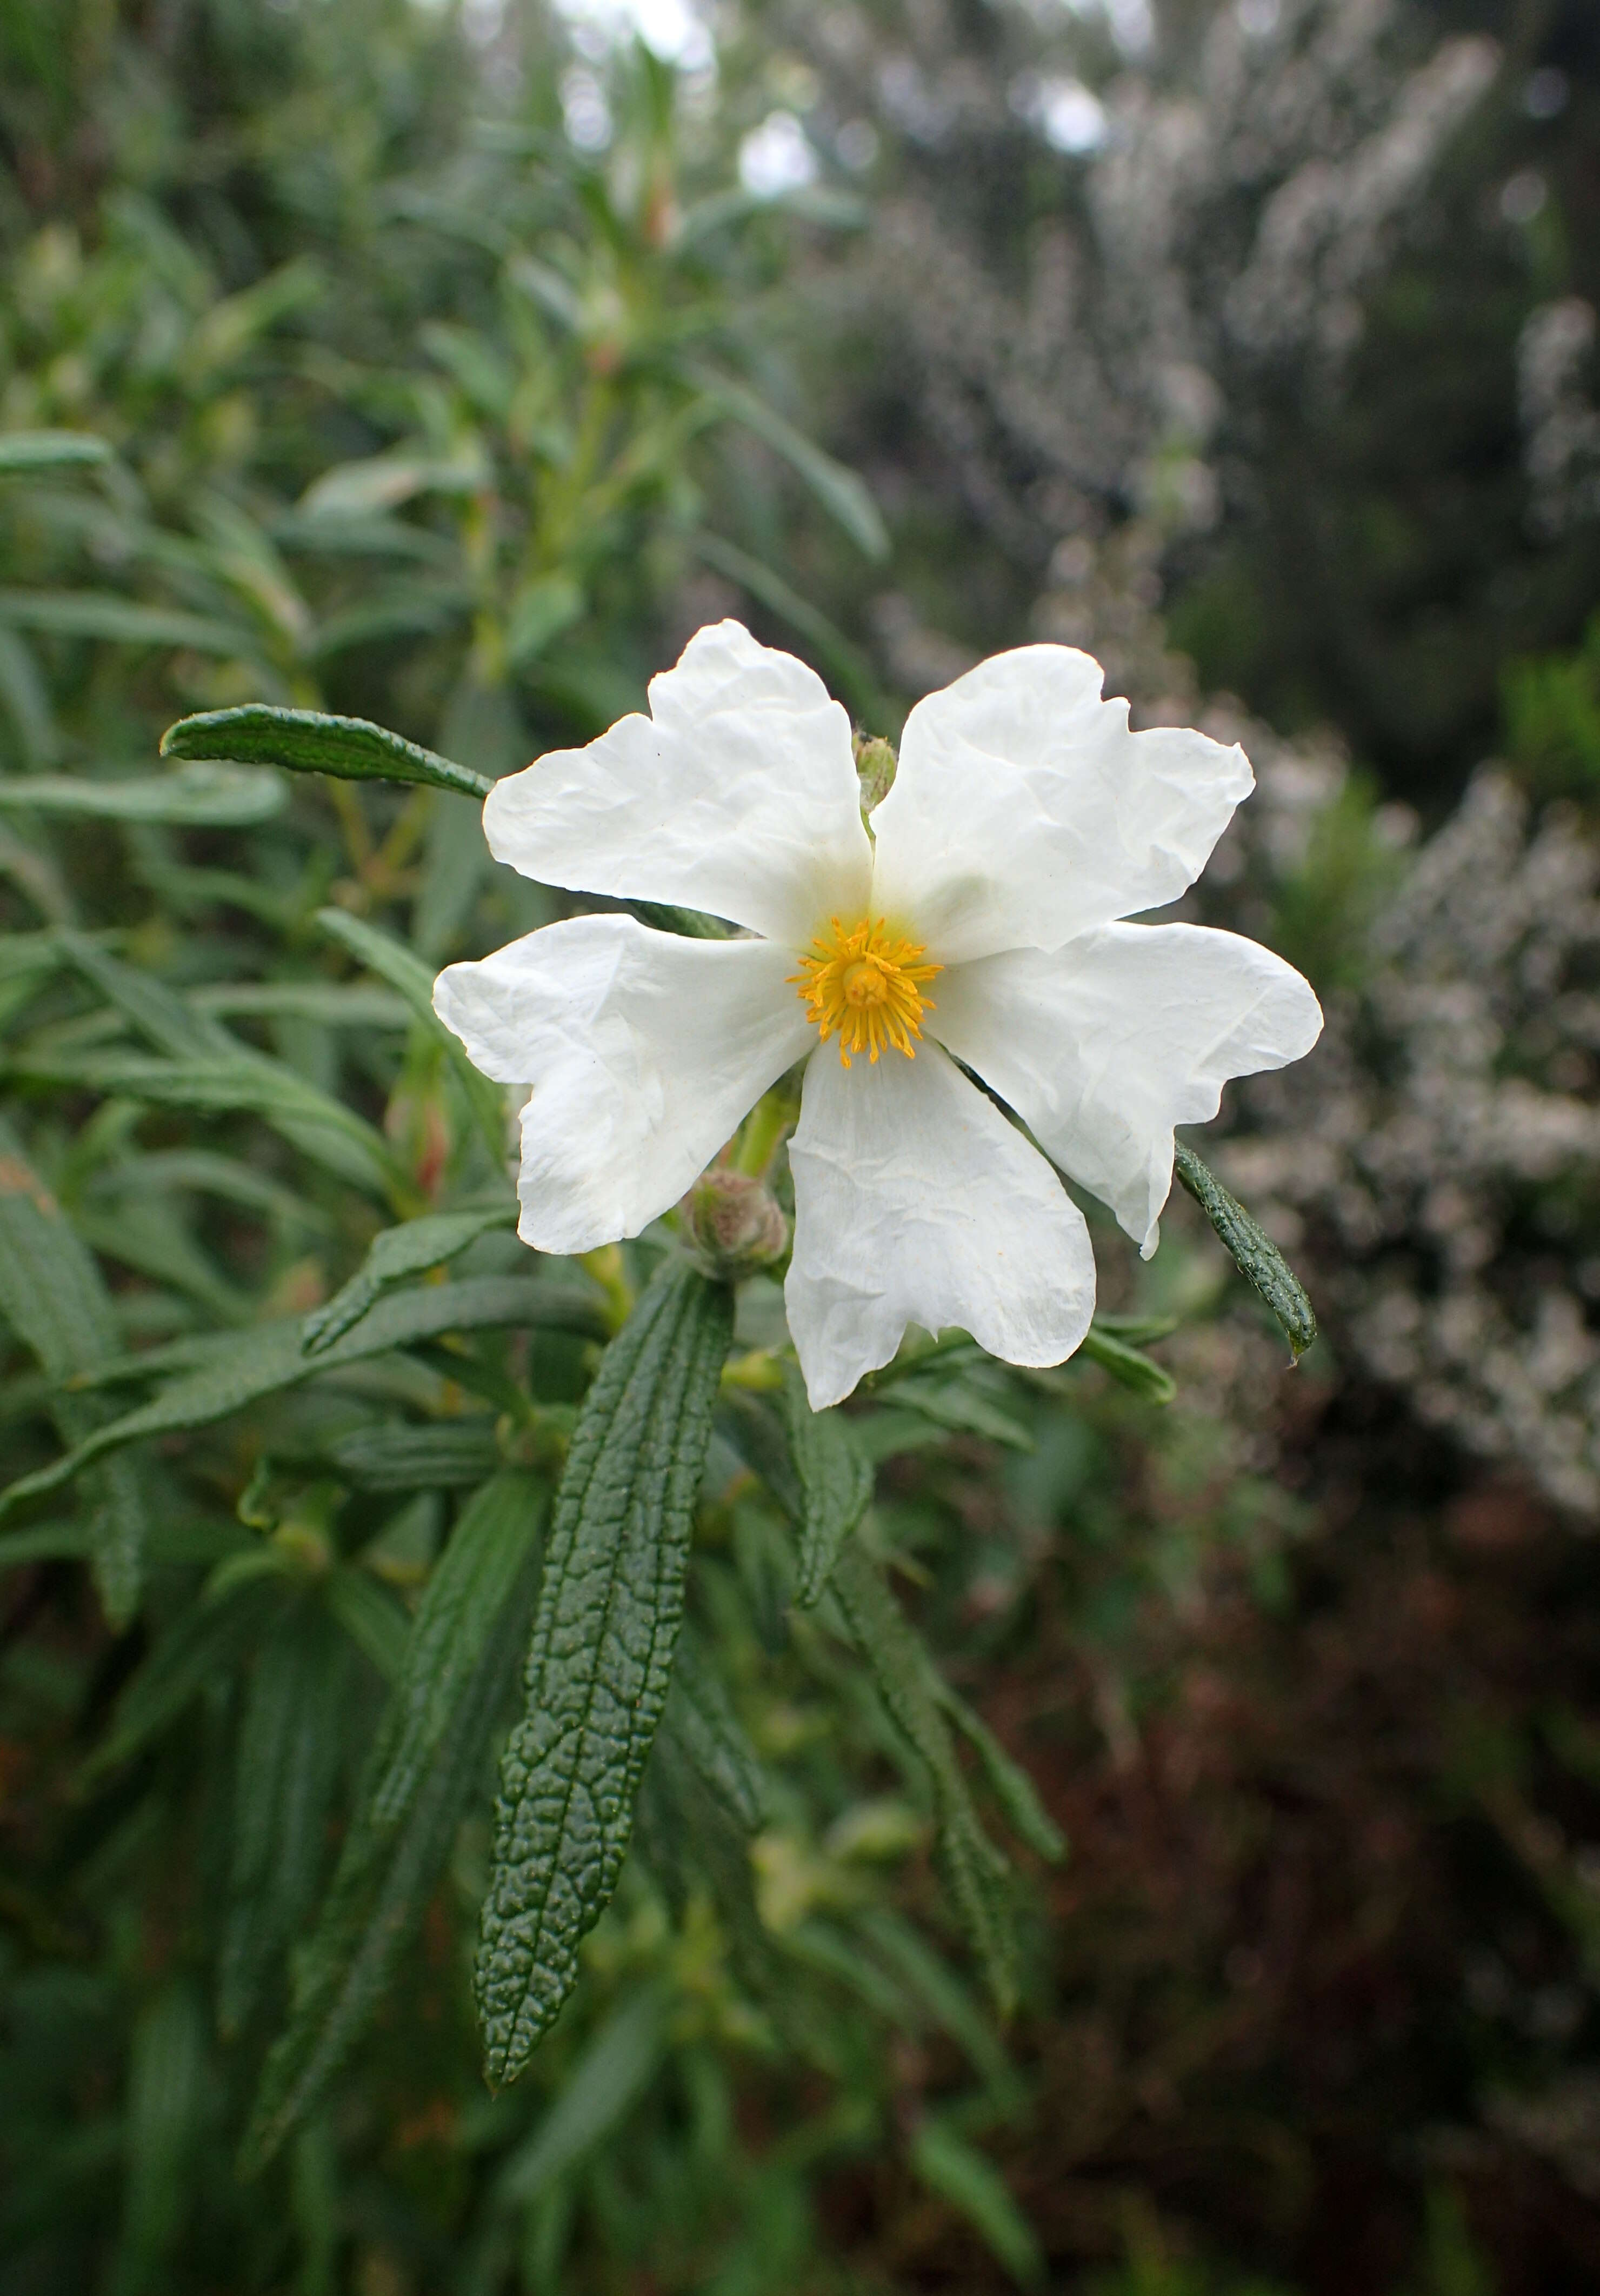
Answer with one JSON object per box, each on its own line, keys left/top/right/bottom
{"left": 301, "top": 1203, "right": 514, "bottom": 1352}
{"left": 495, "top": 1987, "right": 668, "bottom": 2206}
{"left": 219, "top": 1605, "right": 348, "bottom": 2037}
{"left": 0, "top": 428, "right": 114, "bottom": 473}
{"left": 0, "top": 590, "right": 250, "bottom": 653}
{"left": 664, "top": 1627, "right": 768, "bottom": 1833}
{"left": 0, "top": 1274, "right": 601, "bottom": 1521}
{"left": 0, "top": 764, "right": 284, "bottom": 826}
{"left": 475, "top": 1261, "right": 734, "bottom": 2087}
{"left": 1173, "top": 1139, "right": 1318, "bottom": 1360}
{"left": 779, "top": 1362, "right": 872, "bottom": 1605}
{"left": 830, "top": 1541, "right": 1018, "bottom": 2014}
{"left": 313, "top": 906, "right": 508, "bottom": 1162}
{"left": 1077, "top": 1324, "right": 1177, "bottom": 1406}
{"left": 934, "top": 1684, "right": 1066, "bottom": 1864}
{"left": 161, "top": 704, "right": 492, "bottom": 801}
{"left": 0, "top": 1119, "right": 148, "bottom": 1623}
{"left": 242, "top": 1473, "right": 546, "bottom": 2173}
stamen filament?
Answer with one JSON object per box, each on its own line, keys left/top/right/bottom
{"left": 789, "top": 916, "right": 941, "bottom": 1068}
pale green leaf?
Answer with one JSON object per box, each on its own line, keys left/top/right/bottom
{"left": 0, "top": 764, "right": 285, "bottom": 826}
{"left": 1174, "top": 1139, "right": 1318, "bottom": 1359}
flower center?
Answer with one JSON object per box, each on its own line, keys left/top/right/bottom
{"left": 789, "top": 916, "right": 941, "bottom": 1069}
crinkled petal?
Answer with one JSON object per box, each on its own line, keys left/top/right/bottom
{"left": 930, "top": 923, "right": 1323, "bottom": 1257}
{"left": 784, "top": 1039, "right": 1096, "bottom": 1407}
{"left": 433, "top": 916, "right": 811, "bottom": 1254}
{"left": 868, "top": 645, "right": 1254, "bottom": 963}
{"left": 482, "top": 620, "right": 872, "bottom": 945}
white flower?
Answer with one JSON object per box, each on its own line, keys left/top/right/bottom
{"left": 433, "top": 620, "right": 1322, "bottom": 1407}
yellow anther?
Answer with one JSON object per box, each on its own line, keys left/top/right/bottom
{"left": 789, "top": 916, "right": 941, "bottom": 1069}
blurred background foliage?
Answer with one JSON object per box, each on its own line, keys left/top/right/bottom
{"left": 3, "top": 1, "right": 1600, "bottom": 2292}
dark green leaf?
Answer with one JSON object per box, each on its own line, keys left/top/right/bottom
{"left": 161, "top": 704, "right": 491, "bottom": 800}
{"left": 663, "top": 1627, "right": 768, "bottom": 1832}
{"left": 830, "top": 1542, "right": 1017, "bottom": 2013}
{"left": 779, "top": 1363, "right": 872, "bottom": 1605}
{"left": 475, "top": 1260, "right": 733, "bottom": 2086}
{"left": 908, "top": 2119, "right": 1043, "bottom": 2288}
{"left": 0, "top": 1276, "right": 601, "bottom": 1520}
{"left": 312, "top": 905, "right": 509, "bottom": 1162}
{"left": 0, "top": 1118, "right": 149, "bottom": 1623}
{"left": 684, "top": 366, "right": 889, "bottom": 561}
{"left": 1174, "top": 1139, "right": 1318, "bottom": 1360}
{"left": 318, "top": 1418, "right": 502, "bottom": 1491}
{"left": 1077, "top": 1324, "right": 1177, "bottom": 1405}
{"left": 495, "top": 1987, "right": 668, "bottom": 2205}
{"left": 242, "top": 1473, "right": 546, "bottom": 2171}
{"left": 302, "top": 1204, "right": 514, "bottom": 1352}
{"left": 219, "top": 1606, "right": 348, "bottom": 2037}
{"left": 116, "top": 1981, "right": 206, "bottom": 2289}
{"left": 934, "top": 1685, "right": 1065, "bottom": 1863}
{"left": 0, "top": 765, "right": 284, "bottom": 826}
{"left": 0, "top": 590, "right": 251, "bottom": 653}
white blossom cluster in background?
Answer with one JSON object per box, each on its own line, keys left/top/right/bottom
{"left": 790, "top": 0, "right": 1498, "bottom": 558}
{"left": 1518, "top": 295, "right": 1600, "bottom": 539}
{"left": 1216, "top": 754, "right": 1600, "bottom": 1520}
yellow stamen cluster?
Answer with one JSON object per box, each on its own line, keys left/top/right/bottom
{"left": 790, "top": 915, "right": 941, "bottom": 1069}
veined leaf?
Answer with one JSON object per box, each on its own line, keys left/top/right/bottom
{"left": 219, "top": 1605, "right": 348, "bottom": 2037}
{"left": 830, "top": 1541, "right": 1017, "bottom": 2012}
{"left": 302, "top": 1204, "right": 514, "bottom": 1352}
{"left": 1174, "top": 1139, "right": 1318, "bottom": 1360}
{"left": 779, "top": 1363, "right": 872, "bottom": 1605}
{"left": 934, "top": 1684, "right": 1066, "bottom": 1864}
{"left": 0, "top": 429, "right": 114, "bottom": 473}
{"left": 318, "top": 1418, "right": 502, "bottom": 1490}
{"left": 664, "top": 1627, "right": 768, "bottom": 1833}
{"left": 312, "top": 906, "right": 509, "bottom": 1162}
{"left": 0, "top": 1118, "right": 149, "bottom": 1623}
{"left": 242, "top": 1473, "right": 547, "bottom": 2171}
{"left": 162, "top": 704, "right": 491, "bottom": 800}
{"left": 475, "top": 1260, "right": 733, "bottom": 2087}
{"left": 0, "top": 764, "right": 284, "bottom": 826}
{"left": 0, "top": 1275, "right": 603, "bottom": 1520}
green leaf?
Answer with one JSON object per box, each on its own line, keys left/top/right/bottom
{"left": 322, "top": 1567, "right": 411, "bottom": 1685}
{"left": 312, "top": 906, "right": 509, "bottom": 1163}
{"left": 475, "top": 1260, "right": 733, "bottom": 2086}
{"left": 934, "top": 1684, "right": 1066, "bottom": 1864}
{"left": 242, "top": 1473, "right": 547, "bottom": 2171}
{"left": 0, "top": 429, "right": 114, "bottom": 473}
{"left": 1077, "top": 1324, "right": 1177, "bottom": 1405}
{"left": 779, "top": 1363, "right": 872, "bottom": 1605}
{"left": 1174, "top": 1139, "right": 1318, "bottom": 1360}
{"left": 495, "top": 1986, "right": 668, "bottom": 2205}
{"left": 908, "top": 2119, "right": 1043, "bottom": 2288}
{"left": 663, "top": 1627, "right": 769, "bottom": 1832}
{"left": 684, "top": 365, "right": 889, "bottom": 561}
{"left": 0, "top": 1275, "right": 602, "bottom": 1520}
{"left": 876, "top": 1371, "right": 1033, "bottom": 1451}
{"left": 0, "top": 590, "right": 251, "bottom": 654}
{"left": 0, "top": 1118, "right": 149, "bottom": 1623}
{"left": 317, "top": 1418, "right": 502, "bottom": 1490}
{"left": 161, "top": 704, "right": 491, "bottom": 800}
{"left": 218, "top": 1605, "right": 348, "bottom": 2037}
{"left": 0, "top": 764, "right": 285, "bottom": 826}
{"left": 830, "top": 1541, "right": 1017, "bottom": 2013}
{"left": 89, "top": 1577, "right": 282, "bottom": 1777}
{"left": 302, "top": 1204, "right": 514, "bottom": 1352}
{"left": 115, "top": 1981, "right": 206, "bottom": 2293}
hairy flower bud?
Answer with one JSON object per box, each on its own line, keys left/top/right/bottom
{"left": 854, "top": 732, "right": 898, "bottom": 813}
{"left": 680, "top": 1168, "right": 789, "bottom": 1279}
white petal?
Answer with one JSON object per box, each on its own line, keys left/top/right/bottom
{"left": 784, "top": 1039, "right": 1096, "bottom": 1408}
{"left": 868, "top": 646, "right": 1254, "bottom": 963}
{"left": 482, "top": 620, "right": 872, "bottom": 945}
{"left": 930, "top": 924, "right": 1323, "bottom": 1257}
{"left": 433, "top": 916, "right": 811, "bottom": 1254}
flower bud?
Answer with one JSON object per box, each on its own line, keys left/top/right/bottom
{"left": 854, "top": 732, "right": 897, "bottom": 813}
{"left": 680, "top": 1168, "right": 788, "bottom": 1279}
